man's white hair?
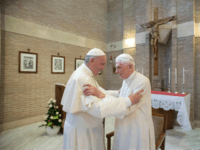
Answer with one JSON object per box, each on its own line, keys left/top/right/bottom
{"left": 115, "top": 54, "right": 135, "bottom": 68}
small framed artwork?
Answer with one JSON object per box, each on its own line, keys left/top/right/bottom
{"left": 51, "top": 55, "right": 65, "bottom": 74}
{"left": 75, "top": 58, "right": 85, "bottom": 70}
{"left": 19, "top": 51, "right": 38, "bottom": 73}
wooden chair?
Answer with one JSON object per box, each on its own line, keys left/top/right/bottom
{"left": 55, "top": 84, "right": 66, "bottom": 134}
{"left": 152, "top": 112, "right": 167, "bottom": 150}
{"left": 106, "top": 112, "right": 167, "bottom": 150}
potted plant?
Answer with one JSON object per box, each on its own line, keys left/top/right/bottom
{"left": 39, "top": 98, "right": 62, "bottom": 136}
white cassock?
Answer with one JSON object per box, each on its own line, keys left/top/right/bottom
{"left": 61, "top": 63, "right": 131, "bottom": 150}
{"left": 108, "top": 71, "right": 155, "bottom": 150}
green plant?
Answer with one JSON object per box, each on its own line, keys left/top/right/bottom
{"left": 39, "top": 98, "right": 62, "bottom": 129}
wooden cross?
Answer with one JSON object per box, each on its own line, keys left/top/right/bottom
{"left": 140, "top": 7, "right": 176, "bottom": 76}
{"left": 153, "top": 7, "right": 159, "bottom": 76}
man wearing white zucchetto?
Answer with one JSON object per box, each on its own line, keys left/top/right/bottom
{"left": 83, "top": 53, "right": 155, "bottom": 150}
{"left": 61, "top": 48, "right": 143, "bottom": 150}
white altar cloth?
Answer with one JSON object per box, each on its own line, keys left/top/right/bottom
{"left": 151, "top": 91, "right": 192, "bottom": 131}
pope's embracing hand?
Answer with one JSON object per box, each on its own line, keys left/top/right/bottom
{"left": 83, "top": 84, "right": 143, "bottom": 105}
{"left": 83, "top": 84, "right": 105, "bottom": 98}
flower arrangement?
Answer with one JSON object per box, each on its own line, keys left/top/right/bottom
{"left": 39, "top": 98, "right": 62, "bottom": 129}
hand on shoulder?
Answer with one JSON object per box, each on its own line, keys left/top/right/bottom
{"left": 128, "top": 89, "right": 144, "bottom": 105}
{"left": 83, "top": 84, "right": 105, "bottom": 98}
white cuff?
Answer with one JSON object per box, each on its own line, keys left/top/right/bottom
{"left": 125, "top": 97, "right": 132, "bottom": 108}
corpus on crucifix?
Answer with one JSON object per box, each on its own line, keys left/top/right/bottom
{"left": 140, "top": 7, "right": 176, "bottom": 75}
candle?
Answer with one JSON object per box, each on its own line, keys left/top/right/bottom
{"left": 169, "top": 68, "right": 170, "bottom": 83}
{"left": 142, "top": 69, "right": 143, "bottom": 75}
{"left": 175, "top": 68, "right": 177, "bottom": 84}
{"left": 183, "top": 68, "right": 185, "bottom": 84}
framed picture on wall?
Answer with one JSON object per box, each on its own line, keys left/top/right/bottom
{"left": 19, "top": 51, "right": 38, "bottom": 73}
{"left": 51, "top": 55, "right": 65, "bottom": 74}
{"left": 75, "top": 58, "right": 85, "bottom": 70}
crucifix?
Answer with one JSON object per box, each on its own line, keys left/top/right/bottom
{"left": 140, "top": 7, "right": 176, "bottom": 75}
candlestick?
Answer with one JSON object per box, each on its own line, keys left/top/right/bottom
{"left": 167, "top": 83, "right": 171, "bottom": 93}
{"left": 182, "top": 68, "right": 185, "bottom": 94}
{"left": 168, "top": 68, "right": 171, "bottom": 93}
{"left": 174, "top": 83, "right": 178, "bottom": 94}
{"left": 174, "top": 68, "right": 178, "bottom": 94}
{"left": 175, "top": 68, "right": 177, "bottom": 84}
{"left": 183, "top": 68, "right": 184, "bottom": 84}
{"left": 169, "top": 68, "right": 170, "bottom": 83}
{"left": 182, "top": 83, "right": 185, "bottom": 94}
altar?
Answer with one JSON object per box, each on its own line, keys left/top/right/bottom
{"left": 151, "top": 90, "right": 192, "bottom": 131}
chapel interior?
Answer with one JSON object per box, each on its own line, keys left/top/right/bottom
{"left": 0, "top": 0, "right": 200, "bottom": 149}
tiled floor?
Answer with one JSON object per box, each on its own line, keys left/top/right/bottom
{"left": 0, "top": 121, "right": 200, "bottom": 150}
{"left": 165, "top": 126, "right": 200, "bottom": 149}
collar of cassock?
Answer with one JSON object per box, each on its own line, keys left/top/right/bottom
{"left": 124, "top": 71, "right": 137, "bottom": 84}
{"left": 81, "top": 63, "right": 94, "bottom": 77}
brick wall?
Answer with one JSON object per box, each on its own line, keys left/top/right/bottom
{"left": 0, "top": 6, "right": 3, "bottom": 125}
{"left": 177, "top": 0, "right": 194, "bottom": 24}
{"left": 136, "top": 0, "right": 149, "bottom": 33}
{"left": 177, "top": 0, "right": 195, "bottom": 123}
{"left": 163, "top": 0, "right": 172, "bottom": 17}
{"left": 123, "top": 0, "right": 136, "bottom": 72}
{"left": 107, "top": 0, "right": 123, "bottom": 43}
{"left": 161, "top": 37, "right": 172, "bottom": 89}
{"left": 171, "top": 28, "right": 178, "bottom": 92}
{"left": 0, "top": 0, "right": 107, "bottom": 125}
{"left": 160, "top": 0, "right": 173, "bottom": 90}
{"left": 177, "top": 36, "right": 195, "bottom": 122}
{"left": 106, "top": 0, "right": 123, "bottom": 90}
{"left": 195, "top": 37, "right": 200, "bottom": 121}
{"left": 135, "top": 0, "right": 151, "bottom": 80}
{"left": 196, "top": 0, "right": 200, "bottom": 23}
{"left": 0, "top": 0, "right": 107, "bottom": 43}
{"left": 195, "top": 0, "right": 200, "bottom": 121}
{"left": 123, "top": 0, "right": 136, "bottom": 40}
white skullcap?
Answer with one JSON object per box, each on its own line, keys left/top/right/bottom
{"left": 116, "top": 54, "right": 134, "bottom": 61}
{"left": 86, "top": 48, "right": 105, "bottom": 56}
{"left": 115, "top": 53, "right": 135, "bottom": 67}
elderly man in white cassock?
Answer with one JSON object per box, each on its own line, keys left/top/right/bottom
{"left": 61, "top": 48, "right": 143, "bottom": 150}
{"left": 84, "top": 53, "right": 155, "bottom": 150}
